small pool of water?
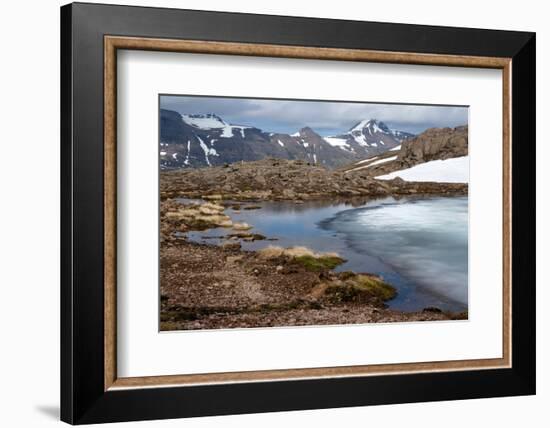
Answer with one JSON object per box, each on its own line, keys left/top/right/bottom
{"left": 181, "top": 196, "right": 468, "bottom": 312}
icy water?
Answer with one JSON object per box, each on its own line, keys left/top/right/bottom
{"left": 184, "top": 196, "right": 468, "bottom": 312}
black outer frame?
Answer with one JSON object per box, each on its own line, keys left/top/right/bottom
{"left": 60, "top": 2, "right": 536, "bottom": 424}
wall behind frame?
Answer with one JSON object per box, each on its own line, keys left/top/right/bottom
{"left": 0, "top": 1, "right": 546, "bottom": 427}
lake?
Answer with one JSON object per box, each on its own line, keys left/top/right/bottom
{"left": 183, "top": 195, "right": 469, "bottom": 312}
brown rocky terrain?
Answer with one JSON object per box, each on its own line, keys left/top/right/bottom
{"left": 160, "top": 157, "right": 467, "bottom": 203}
{"left": 160, "top": 237, "right": 465, "bottom": 331}
{"left": 340, "top": 125, "right": 468, "bottom": 178}
{"left": 160, "top": 198, "right": 467, "bottom": 330}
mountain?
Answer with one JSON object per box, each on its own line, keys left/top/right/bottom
{"left": 340, "top": 125, "right": 468, "bottom": 179}
{"left": 160, "top": 110, "right": 415, "bottom": 169}
{"left": 160, "top": 110, "right": 273, "bottom": 167}
{"left": 392, "top": 129, "right": 417, "bottom": 142}
{"left": 323, "top": 119, "right": 415, "bottom": 157}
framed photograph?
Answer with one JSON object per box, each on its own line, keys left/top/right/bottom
{"left": 61, "top": 2, "right": 536, "bottom": 424}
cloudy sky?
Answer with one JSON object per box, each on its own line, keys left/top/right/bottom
{"left": 160, "top": 95, "right": 468, "bottom": 136}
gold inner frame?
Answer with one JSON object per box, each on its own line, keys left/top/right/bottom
{"left": 104, "top": 35, "right": 512, "bottom": 391}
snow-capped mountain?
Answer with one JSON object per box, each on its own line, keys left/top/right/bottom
{"left": 181, "top": 114, "right": 252, "bottom": 139}
{"left": 160, "top": 111, "right": 415, "bottom": 169}
{"left": 323, "top": 119, "right": 415, "bottom": 157}
{"left": 340, "top": 125, "right": 468, "bottom": 180}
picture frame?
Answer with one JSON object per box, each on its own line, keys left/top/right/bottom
{"left": 60, "top": 2, "right": 535, "bottom": 424}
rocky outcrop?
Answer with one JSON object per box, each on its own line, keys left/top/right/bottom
{"left": 398, "top": 125, "right": 468, "bottom": 166}
{"left": 160, "top": 157, "right": 467, "bottom": 202}
{"left": 340, "top": 125, "right": 468, "bottom": 177}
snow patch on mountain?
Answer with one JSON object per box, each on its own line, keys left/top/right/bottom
{"left": 351, "top": 133, "right": 369, "bottom": 146}
{"left": 350, "top": 119, "right": 390, "bottom": 134}
{"left": 349, "top": 119, "right": 370, "bottom": 132}
{"left": 324, "top": 137, "right": 350, "bottom": 150}
{"left": 184, "top": 140, "right": 191, "bottom": 165}
{"left": 323, "top": 119, "right": 409, "bottom": 156}
{"left": 182, "top": 113, "right": 250, "bottom": 139}
{"left": 357, "top": 156, "right": 378, "bottom": 164}
{"left": 182, "top": 113, "right": 228, "bottom": 129}
{"left": 376, "top": 156, "right": 469, "bottom": 183}
{"left": 231, "top": 125, "right": 250, "bottom": 138}
{"left": 346, "top": 155, "right": 397, "bottom": 173}
{"left": 197, "top": 136, "right": 219, "bottom": 166}
{"left": 349, "top": 119, "right": 391, "bottom": 135}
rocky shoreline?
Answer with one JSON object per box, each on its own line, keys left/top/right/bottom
{"left": 160, "top": 197, "right": 467, "bottom": 331}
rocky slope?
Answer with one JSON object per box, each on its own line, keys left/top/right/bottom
{"left": 340, "top": 125, "right": 468, "bottom": 178}
{"left": 160, "top": 157, "right": 467, "bottom": 202}
{"left": 160, "top": 110, "right": 414, "bottom": 169}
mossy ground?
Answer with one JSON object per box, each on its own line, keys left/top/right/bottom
{"left": 352, "top": 274, "right": 397, "bottom": 301}
{"left": 293, "top": 255, "right": 346, "bottom": 272}
{"left": 325, "top": 272, "right": 397, "bottom": 304}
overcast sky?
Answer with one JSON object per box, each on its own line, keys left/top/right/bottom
{"left": 160, "top": 95, "right": 468, "bottom": 136}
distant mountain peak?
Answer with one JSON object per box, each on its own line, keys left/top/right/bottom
{"left": 323, "top": 118, "right": 411, "bottom": 155}
{"left": 349, "top": 119, "right": 391, "bottom": 134}
{"left": 297, "top": 126, "right": 320, "bottom": 137}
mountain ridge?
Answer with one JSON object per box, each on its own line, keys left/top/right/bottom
{"left": 160, "top": 110, "right": 416, "bottom": 169}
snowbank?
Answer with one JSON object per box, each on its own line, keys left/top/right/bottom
{"left": 346, "top": 155, "right": 397, "bottom": 173}
{"left": 375, "top": 156, "right": 469, "bottom": 183}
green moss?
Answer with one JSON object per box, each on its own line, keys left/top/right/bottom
{"left": 352, "top": 274, "right": 397, "bottom": 301}
{"left": 293, "top": 255, "right": 345, "bottom": 272}
{"left": 324, "top": 274, "right": 396, "bottom": 304}
{"left": 337, "top": 271, "right": 356, "bottom": 281}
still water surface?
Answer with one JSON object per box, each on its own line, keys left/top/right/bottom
{"left": 184, "top": 196, "right": 468, "bottom": 312}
